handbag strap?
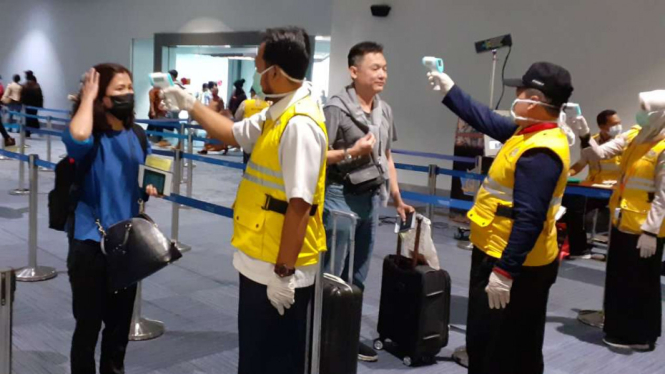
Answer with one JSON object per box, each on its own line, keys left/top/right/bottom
{"left": 411, "top": 216, "right": 423, "bottom": 268}
{"left": 394, "top": 215, "right": 423, "bottom": 269}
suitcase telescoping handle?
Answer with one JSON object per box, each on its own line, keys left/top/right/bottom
{"left": 311, "top": 210, "right": 358, "bottom": 374}
{"left": 330, "top": 210, "right": 359, "bottom": 282}
{"left": 396, "top": 215, "right": 423, "bottom": 269}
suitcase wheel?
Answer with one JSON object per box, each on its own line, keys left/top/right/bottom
{"left": 373, "top": 338, "right": 384, "bottom": 351}
{"left": 403, "top": 356, "right": 412, "bottom": 367}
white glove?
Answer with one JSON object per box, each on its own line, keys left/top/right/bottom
{"left": 485, "top": 271, "right": 513, "bottom": 309}
{"left": 427, "top": 71, "right": 455, "bottom": 96}
{"left": 569, "top": 115, "right": 590, "bottom": 137}
{"left": 637, "top": 233, "right": 658, "bottom": 258}
{"left": 266, "top": 273, "right": 296, "bottom": 316}
{"left": 162, "top": 86, "right": 196, "bottom": 112}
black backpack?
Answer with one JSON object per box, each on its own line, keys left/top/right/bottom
{"left": 48, "top": 125, "right": 148, "bottom": 232}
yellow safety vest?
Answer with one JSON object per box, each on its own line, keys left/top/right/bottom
{"left": 231, "top": 96, "right": 328, "bottom": 266}
{"left": 586, "top": 133, "right": 622, "bottom": 184}
{"left": 467, "top": 127, "right": 570, "bottom": 266}
{"left": 243, "top": 98, "right": 270, "bottom": 119}
{"left": 609, "top": 126, "right": 665, "bottom": 237}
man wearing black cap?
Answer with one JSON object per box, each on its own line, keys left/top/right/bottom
{"left": 427, "top": 62, "right": 573, "bottom": 374}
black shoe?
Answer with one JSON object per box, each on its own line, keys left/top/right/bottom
{"left": 358, "top": 342, "right": 378, "bottom": 362}
{"left": 4, "top": 137, "right": 15, "bottom": 147}
{"left": 603, "top": 336, "right": 655, "bottom": 351}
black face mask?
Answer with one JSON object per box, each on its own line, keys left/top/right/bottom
{"left": 108, "top": 94, "right": 134, "bottom": 122}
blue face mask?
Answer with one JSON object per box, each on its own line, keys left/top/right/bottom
{"left": 636, "top": 110, "right": 650, "bottom": 126}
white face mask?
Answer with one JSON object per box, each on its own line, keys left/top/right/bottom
{"left": 510, "top": 99, "right": 559, "bottom": 123}
{"left": 253, "top": 66, "right": 305, "bottom": 100}
{"left": 511, "top": 98, "right": 576, "bottom": 145}
{"left": 607, "top": 125, "right": 623, "bottom": 137}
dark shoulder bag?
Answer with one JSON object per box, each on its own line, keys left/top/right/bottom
{"left": 95, "top": 126, "right": 182, "bottom": 292}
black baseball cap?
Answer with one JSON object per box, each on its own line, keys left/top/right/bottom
{"left": 504, "top": 62, "right": 573, "bottom": 107}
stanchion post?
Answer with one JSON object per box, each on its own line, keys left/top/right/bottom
{"left": 186, "top": 123, "right": 194, "bottom": 198}
{"left": 0, "top": 268, "right": 16, "bottom": 374}
{"left": 10, "top": 113, "right": 29, "bottom": 195}
{"left": 16, "top": 155, "right": 57, "bottom": 282}
{"left": 128, "top": 281, "right": 164, "bottom": 341}
{"left": 171, "top": 149, "right": 191, "bottom": 253}
{"left": 40, "top": 116, "right": 53, "bottom": 171}
{"left": 179, "top": 122, "right": 186, "bottom": 184}
{"left": 426, "top": 164, "right": 437, "bottom": 219}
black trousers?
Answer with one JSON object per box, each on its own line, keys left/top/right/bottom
{"left": 466, "top": 247, "right": 559, "bottom": 374}
{"left": 238, "top": 274, "right": 313, "bottom": 374}
{"left": 67, "top": 240, "right": 137, "bottom": 374}
{"left": 25, "top": 108, "right": 39, "bottom": 134}
{"left": 562, "top": 195, "right": 608, "bottom": 256}
{"left": 604, "top": 227, "right": 664, "bottom": 343}
{"left": 0, "top": 116, "right": 10, "bottom": 140}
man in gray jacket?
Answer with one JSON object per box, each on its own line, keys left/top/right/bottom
{"left": 323, "top": 41, "right": 414, "bottom": 362}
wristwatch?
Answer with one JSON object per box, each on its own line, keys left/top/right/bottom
{"left": 274, "top": 263, "right": 296, "bottom": 278}
{"left": 343, "top": 148, "right": 353, "bottom": 161}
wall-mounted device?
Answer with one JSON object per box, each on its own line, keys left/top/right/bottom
{"left": 475, "top": 34, "right": 513, "bottom": 54}
{"left": 371, "top": 4, "right": 391, "bottom": 17}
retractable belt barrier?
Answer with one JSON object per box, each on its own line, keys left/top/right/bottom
{"left": 1, "top": 107, "right": 614, "bottom": 210}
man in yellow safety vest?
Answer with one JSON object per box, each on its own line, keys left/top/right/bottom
{"left": 163, "top": 27, "right": 327, "bottom": 374}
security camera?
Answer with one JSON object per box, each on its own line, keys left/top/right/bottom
{"left": 371, "top": 4, "right": 391, "bottom": 17}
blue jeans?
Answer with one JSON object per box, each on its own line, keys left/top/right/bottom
{"left": 323, "top": 183, "right": 379, "bottom": 290}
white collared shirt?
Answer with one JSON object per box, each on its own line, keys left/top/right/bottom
{"left": 231, "top": 83, "right": 326, "bottom": 287}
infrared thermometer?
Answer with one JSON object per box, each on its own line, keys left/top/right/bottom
{"left": 149, "top": 72, "right": 175, "bottom": 89}
{"left": 566, "top": 103, "right": 582, "bottom": 117}
{"left": 422, "top": 56, "right": 444, "bottom": 73}
{"left": 422, "top": 56, "right": 444, "bottom": 91}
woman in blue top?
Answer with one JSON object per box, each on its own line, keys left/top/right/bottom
{"left": 63, "top": 63, "right": 158, "bottom": 374}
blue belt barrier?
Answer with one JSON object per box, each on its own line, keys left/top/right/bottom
{"left": 0, "top": 149, "right": 30, "bottom": 162}
{"left": 394, "top": 163, "right": 429, "bottom": 173}
{"left": 49, "top": 116, "right": 70, "bottom": 123}
{"left": 401, "top": 191, "right": 474, "bottom": 211}
{"left": 182, "top": 152, "right": 245, "bottom": 170}
{"left": 565, "top": 185, "right": 613, "bottom": 199}
{"left": 4, "top": 123, "right": 19, "bottom": 130}
{"left": 35, "top": 158, "right": 56, "bottom": 170}
{"left": 30, "top": 128, "right": 63, "bottom": 137}
{"left": 25, "top": 106, "right": 71, "bottom": 115}
{"left": 437, "top": 168, "right": 485, "bottom": 181}
{"left": 164, "top": 194, "right": 233, "bottom": 218}
{"left": 192, "top": 136, "right": 223, "bottom": 145}
{"left": 152, "top": 149, "right": 174, "bottom": 158}
{"left": 135, "top": 119, "right": 184, "bottom": 128}
{"left": 392, "top": 149, "right": 476, "bottom": 164}
{"left": 144, "top": 130, "right": 189, "bottom": 140}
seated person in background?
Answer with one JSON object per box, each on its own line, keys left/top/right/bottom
{"left": 562, "top": 109, "right": 623, "bottom": 259}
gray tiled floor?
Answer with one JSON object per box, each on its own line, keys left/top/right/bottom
{"left": 1, "top": 136, "right": 665, "bottom": 373}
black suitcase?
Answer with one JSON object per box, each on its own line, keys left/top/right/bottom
{"left": 375, "top": 217, "right": 451, "bottom": 367}
{"left": 312, "top": 210, "right": 363, "bottom": 374}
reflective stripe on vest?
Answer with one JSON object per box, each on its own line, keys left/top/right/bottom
{"left": 609, "top": 131, "right": 665, "bottom": 237}
{"left": 481, "top": 176, "right": 563, "bottom": 208}
{"left": 467, "top": 126, "right": 570, "bottom": 266}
